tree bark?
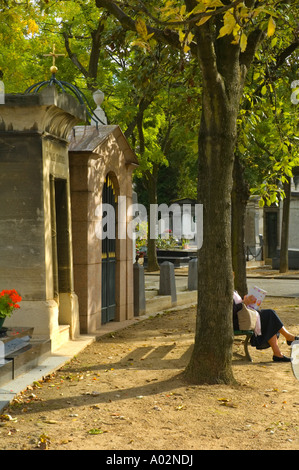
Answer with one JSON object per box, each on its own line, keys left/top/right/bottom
{"left": 280, "top": 177, "right": 291, "bottom": 273}
{"left": 231, "top": 154, "right": 251, "bottom": 298}
{"left": 184, "top": 25, "right": 241, "bottom": 384}
{"left": 63, "top": 16, "right": 105, "bottom": 92}
{"left": 145, "top": 168, "right": 160, "bottom": 272}
{"left": 135, "top": 99, "right": 159, "bottom": 272}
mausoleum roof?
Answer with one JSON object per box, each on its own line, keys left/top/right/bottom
{"left": 68, "top": 124, "right": 139, "bottom": 166}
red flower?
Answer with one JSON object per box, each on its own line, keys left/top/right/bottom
{"left": 0, "top": 289, "right": 22, "bottom": 318}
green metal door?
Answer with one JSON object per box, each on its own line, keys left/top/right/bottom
{"left": 101, "top": 175, "right": 116, "bottom": 324}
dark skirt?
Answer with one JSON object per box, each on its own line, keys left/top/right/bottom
{"left": 250, "top": 309, "right": 283, "bottom": 350}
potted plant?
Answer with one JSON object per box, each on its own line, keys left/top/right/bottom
{"left": 0, "top": 289, "right": 22, "bottom": 330}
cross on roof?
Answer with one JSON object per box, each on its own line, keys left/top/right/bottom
{"left": 44, "top": 44, "right": 65, "bottom": 74}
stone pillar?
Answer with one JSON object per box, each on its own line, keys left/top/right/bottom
{"left": 159, "top": 261, "right": 177, "bottom": 305}
{"left": 188, "top": 258, "right": 198, "bottom": 291}
{"left": 133, "top": 262, "right": 146, "bottom": 316}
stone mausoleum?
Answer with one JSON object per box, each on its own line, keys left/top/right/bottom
{"left": 245, "top": 178, "right": 299, "bottom": 269}
{"left": 69, "top": 124, "right": 138, "bottom": 333}
{"left": 0, "top": 80, "right": 138, "bottom": 352}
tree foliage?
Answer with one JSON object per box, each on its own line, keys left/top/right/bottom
{"left": 237, "top": 11, "right": 299, "bottom": 206}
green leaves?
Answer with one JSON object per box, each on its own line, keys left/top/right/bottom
{"left": 241, "top": 70, "right": 299, "bottom": 207}
{"left": 267, "top": 16, "right": 276, "bottom": 37}
{"left": 88, "top": 428, "right": 107, "bottom": 435}
{"left": 132, "top": 18, "right": 155, "bottom": 51}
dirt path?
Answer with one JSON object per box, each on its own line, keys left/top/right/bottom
{"left": 1, "top": 297, "right": 299, "bottom": 450}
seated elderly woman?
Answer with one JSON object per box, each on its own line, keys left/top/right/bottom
{"left": 233, "top": 291, "right": 298, "bottom": 362}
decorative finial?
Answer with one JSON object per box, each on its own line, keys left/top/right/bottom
{"left": 91, "top": 90, "right": 107, "bottom": 126}
{"left": 43, "top": 44, "right": 65, "bottom": 75}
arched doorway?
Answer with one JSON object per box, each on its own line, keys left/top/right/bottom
{"left": 101, "top": 174, "right": 117, "bottom": 324}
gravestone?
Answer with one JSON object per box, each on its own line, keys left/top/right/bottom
{"left": 188, "top": 258, "right": 198, "bottom": 291}
{"left": 0, "top": 87, "right": 85, "bottom": 349}
{"left": 133, "top": 262, "right": 146, "bottom": 316}
{"left": 159, "top": 261, "right": 177, "bottom": 305}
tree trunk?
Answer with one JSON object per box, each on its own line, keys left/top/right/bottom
{"left": 135, "top": 98, "right": 160, "bottom": 273}
{"left": 146, "top": 169, "right": 160, "bottom": 272}
{"left": 185, "top": 34, "right": 241, "bottom": 385}
{"left": 63, "top": 17, "right": 105, "bottom": 93}
{"left": 280, "top": 177, "right": 291, "bottom": 273}
{"left": 185, "top": 113, "right": 236, "bottom": 384}
{"left": 231, "top": 154, "right": 251, "bottom": 298}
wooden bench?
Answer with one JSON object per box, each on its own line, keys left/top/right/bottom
{"left": 234, "top": 330, "right": 254, "bottom": 362}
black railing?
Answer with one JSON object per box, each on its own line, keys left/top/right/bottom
{"left": 24, "top": 74, "right": 105, "bottom": 126}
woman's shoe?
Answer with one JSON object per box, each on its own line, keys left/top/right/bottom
{"left": 273, "top": 355, "right": 292, "bottom": 362}
{"left": 287, "top": 335, "right": 299, "bottom": 346}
